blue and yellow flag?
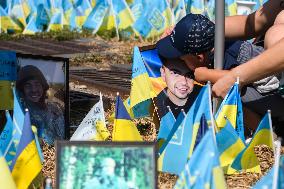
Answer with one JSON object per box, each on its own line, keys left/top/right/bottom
{"left": 158, "top": 84, "right": 213, "bottom": 175}
{"left": 216, "top": 118, "right": 246, "bottom": 174}
{"left": 225, "top": 0, "right": 237, "bottom": 16}
{"left": 83, "top": 0, "right": 108, "bottom": 33}
{"left": 4, "top": 88, "right": 25, "bottom": 169}
{"left": 0, "top": 6, "right": 21, "bottom": 33}
{"left": 0, "top": 150, "right": 17, "bottom": 189}
{"left": 0, "top": 111, "right": 14, "bottom": 155}
{"left": 11, "top": 110, "right": 42, "bottom": 189}
{"left": 22, "top": 14, "right": 41, "bottom": 34}
{"left": 215, "top": 83, "right": 245, "bottom": 142}
{"left": 129, "top": 0, "right": 174, "bottom": 38}
{"left": 70, "top": 0, "right": 92, "bottom": 30}
{"left": 232, "top": 111, "right": 274, "bottom": 173}
{"left": 35, "top": 4, "right": 50, "bottom": 31}
{"left": 174, "top": 127, "right": 227, "bottom": 189}
{"left": 188, "top": 0, "right": 205, "bottom": 14}
{"left": 158, "top": 111, "right": 185, "bottom": 155}
{"left": 157, "top": 109, "right": 176, "bottom": 148}
{"left": 112, "top": 94, "right": 143, "bottom": 141}
{"left": 140, "top": 48, "right": 167, "bottom": 96}
{"left": 130, "top": 46, "right": 153, "bottom": 118}
{"left": 170, "top": 0, "right": 186, "bottom": 22}
{"left": 0, "top": 50, "right": 17, "bottom": 111}
{"left": 8, "top": 0, "right": 29, "bottom": 27}
{"left": 112, "top": 0, "right": 135, "bottom": 30}
{"left": 47, "top": 10, "right": 64, "bottom": 31}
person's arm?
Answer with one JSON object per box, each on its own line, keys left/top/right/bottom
{"left": 194, "top": 67, "right": 230, "bottom": 83}
{"left": 225, "top": 0, "right": 283, "bottom": 39}
{"left": 212, "top": 37, "right": 284, "bottom": 97}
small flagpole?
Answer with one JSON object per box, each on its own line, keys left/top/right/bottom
{"left": 113, "top": 92, "right": 120, "bottom": 140}
{"left": 167, "top": 106, "right": 176, "bottom": 121}
{"left": 109, "top": 0, "right": 119, "bottom": 41}
{"left": 272, "top": 139, "right": 281, "bottom": 189}
{"left": 181, "top": 109, "right": 186, "bottom": 117}
{"left": 236, "top": 77, "right": 240, "bottom": 85}
{"left": 268, "top": 110, "right": 276, "bottom": 155}
{"left": 207, "top": 81, "right": 217, "bottom": 135}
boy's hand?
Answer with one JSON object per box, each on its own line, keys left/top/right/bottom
{"left": 194, "top": 67, "right": 209, "bottom": 82}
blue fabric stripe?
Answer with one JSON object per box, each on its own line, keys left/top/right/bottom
{"left": 10, "top": 111, "right": 34, "bottom": 169}
{"left": 115, "top": 95, "right": 131, "bottom": 120}
{"left": 216, "top": 120, "right": 239, "bottom": 153}
{"left": 141, "top": 48, "right": 163, "bottom": 78}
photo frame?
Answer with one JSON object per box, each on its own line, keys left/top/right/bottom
{"left": 56, "top": 141, "right": 157, "bottom": 189}
{"left": 16, "top": 53, "right": 69, "bottom": 140}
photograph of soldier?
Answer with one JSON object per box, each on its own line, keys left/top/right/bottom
{"left": 16, "top": 60, "right": 66, "bottom": 145}
{"left": 57, "top": 142, "right": 156, "bottom": 189}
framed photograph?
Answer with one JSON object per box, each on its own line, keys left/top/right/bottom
{"left": 56, "top": 141, "right": 157, "bottom": 189}
{"left": 16, "top": 53, "right": 69, "bottom": 142}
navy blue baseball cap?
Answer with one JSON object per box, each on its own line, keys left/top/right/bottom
{"left": 157, "top": 14, "right": 215, "bottom": 58}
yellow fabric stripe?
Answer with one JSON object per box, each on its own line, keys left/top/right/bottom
{"left": 219, "top": 138, "right": 245, "bottom": 174}
{"left": 149, "top": 77, "right": 166, "bottom": 97}
{"left": 117, "top": 9, "right": 134, "bottom": 29}
{"left": 212, "top": 167, "right": 227, "bottom": 189}
{"left": 188, "top": 123, "right": 200, "bottom": 159}
{"left": 0, "top": 81, "right": 13, "bottom": 110}
{"left": 216, "top": 105, "right": 237, "bottom": 130}
{"left": 112, "top": 119, "right": 142, "bottom": 141}
{"left": 130, "top": 72, "right": 153, "bottom": 108}
{"left": 157, "top": 150, "right": 165, "bottom": 171}
{"left": 240, "top": 129, "right": 273, "bottom": 173}
{"left": 12, "top": 141, "right": 42, "bottom": 189}
{"left": 0, "top": 157, "right": 17, "bottom": 189}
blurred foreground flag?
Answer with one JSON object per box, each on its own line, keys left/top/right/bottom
{"left": 174, "top": 128, "right": 227, "bottom": 189}
{"left": 216, "top": 118, "right": 245, "bottom": 174}
{"left": 215, "top": 82, "right": 245, "bottom": 142}
{"left": 0, "top": 151, "right": 17, "bottom": 189}
{"left": 11, "top": 110, "right": 42, "bottom": 189}
{"left": 157, "top": 108, "right": 176, "bottom": 148}
{"left": 112, "top": 94, "right": 143, "bottom": 141}
{"left": 158, "top": 111, "right": 185, "bottom": 155}
{"left": 158, "top": 84, "right": 213, "bottom": 175}
{"left": 0, "top": 111, "right": 14, "bottom": 156}
{"left": 71, "top": 92, "right": 110, "bottom": 141}
{"left": 232, "top": 111, "right": 274, "bottom": 173}
{"left": 130, "top": 46, "right": 153, "bottom": 118}
{"left": 4, "top": 88, "right": 24, "bottom": 169}
{"left": 0, "top": 51, "right": 17, "bottom": 110}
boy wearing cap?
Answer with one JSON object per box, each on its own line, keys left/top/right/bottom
{"left": 153, "top": 56, "right": 202, "bottom": 120}
{"left": 157, "top": 13, "right": 284, "bottom": 130}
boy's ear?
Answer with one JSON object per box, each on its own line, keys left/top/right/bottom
{"left": 196, "top": 53, "right": 205, "bottom": 63}
{"left": 160, "top": 67, "right": 166, "bottom": 81}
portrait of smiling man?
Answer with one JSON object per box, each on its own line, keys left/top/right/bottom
{"left": 153, "top": 56, "right": 202, "bottom": 121}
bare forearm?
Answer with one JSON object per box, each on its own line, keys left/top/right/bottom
{"left": 194, "top": 68, "right": 229, "bottom": 83}
{"left": 231, "top": 38, "right": 284, "bottom": 86}
{"left": 225, "top": 0, "right": 283, "bottom": 39}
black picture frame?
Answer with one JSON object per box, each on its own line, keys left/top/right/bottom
{"left": 16, "top": 53, "right": 70, "bottom": 139}
{"left": 56, "top": 141, "right": 157, "bottom": 189}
